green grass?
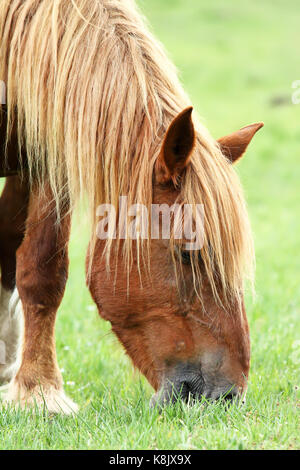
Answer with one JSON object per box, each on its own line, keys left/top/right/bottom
{"left": 0, "top": 0, "right": 299, "bottom": 450}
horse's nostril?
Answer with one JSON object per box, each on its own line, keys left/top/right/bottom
{"left": 176, "top": 381, "right": 192, "bottom": 401}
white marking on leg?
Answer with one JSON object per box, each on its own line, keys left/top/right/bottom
{"left": 0, "top": 288, "right": 78, "bottom": 414}
{"left": 2, "top": 381, "right": 79, "bottom": 415}
{"left": 0, "top": 287, "right": 23, "bottom": 384}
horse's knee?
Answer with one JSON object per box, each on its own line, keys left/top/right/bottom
{"left": 15, "top": 186, "right": 70, "bottom": 310}
{"left": 16, "top": 241, "right": 69, "bottom": 311}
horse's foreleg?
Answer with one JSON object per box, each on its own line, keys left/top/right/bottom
{"left": 0, "top": 176, "right": 29, "bottom": 383}
{"left": 3, "top": 184, "right": 78, "bottom": 414}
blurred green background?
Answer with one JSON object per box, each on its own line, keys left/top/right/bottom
{"left": 0, "top": 0, "right": 299, "bottom": 450}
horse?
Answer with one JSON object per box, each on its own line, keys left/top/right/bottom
{"left": 0, "top": 0, "right": 263, "bottom": 414}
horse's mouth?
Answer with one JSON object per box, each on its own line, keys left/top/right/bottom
{"left": 150, "top": 362, "right": 240, "bottom": 407}
{"left": 150, "top": 380, "right": 239, "bottom": 407}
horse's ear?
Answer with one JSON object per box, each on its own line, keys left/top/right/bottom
{"left": 156, "top": 107, "right": 195, "bottom": 185}
{"left": 218, "top": 122, "right": 264, "bottom": 164}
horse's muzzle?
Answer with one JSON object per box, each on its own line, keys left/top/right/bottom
{"left": 150, "top": 361, "right": 240, "bottom": 407}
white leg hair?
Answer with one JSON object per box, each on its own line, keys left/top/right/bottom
{"left": 0, "top": 287, "right": 23, "bottom": 384}
{"left": 0, "top": 287, "right": 78, "bottom": 415}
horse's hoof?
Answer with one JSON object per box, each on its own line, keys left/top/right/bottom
{"left": 1, "top": 379, "right": 79, "bottom": 415}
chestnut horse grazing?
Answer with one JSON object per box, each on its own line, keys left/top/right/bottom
{"left": 0, "top": 0, "right": 263, "bottom": 414}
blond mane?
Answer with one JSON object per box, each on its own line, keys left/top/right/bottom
{"left": 0, "top": 0, "right": 254, "bottom": 303}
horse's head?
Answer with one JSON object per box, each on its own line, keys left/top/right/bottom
{"left": 90, "top": 108, "right": 263, "bottom": 406}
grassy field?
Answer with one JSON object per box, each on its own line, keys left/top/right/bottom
{"left": 0, "top": 0, "right": 299, "bottom": 450}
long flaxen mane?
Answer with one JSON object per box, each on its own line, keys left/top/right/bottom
{"left": 0, "top": 0, "right": 254, "bottom": 303}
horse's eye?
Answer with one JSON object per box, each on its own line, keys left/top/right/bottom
{"left": 181, "top": 250, "right": 192, "bottom": 264}
{"left": 181, "top": 250, "right": 203, "bottom": 265}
